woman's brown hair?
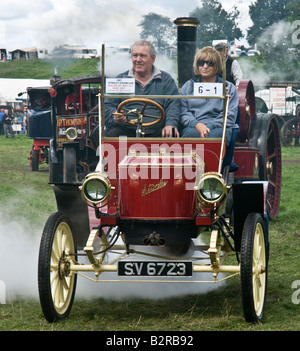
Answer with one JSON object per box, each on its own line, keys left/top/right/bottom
{"left": 193, "top": 46, "right": 222, "bottom": 77}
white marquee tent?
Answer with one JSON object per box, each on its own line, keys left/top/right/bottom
{"left": 0, "top": 78, "right": 50, "bottom": 104}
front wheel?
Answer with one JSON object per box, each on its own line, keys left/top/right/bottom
{"left": 38, "top": 212, "right": 77, "bottom": 322}
{"left": 240, "top": 213, "right": 268, "bottom": 323}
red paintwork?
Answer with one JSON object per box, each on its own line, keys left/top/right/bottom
{"left": 96, "top": 136, "right": 261, "bottom": 223}
{"left": 103, "top": 138, "right": 222, "bottom": 179}
{"left": 237, "top": 80, "right": 256, "bottom": 143}
{"left": 103, "top": 139, "right": 216, "bottom": 220}
{"left": 32, "top": 139, "right": 50, "bottom": 163}
{"left": 33, "top": 139, "right": 50, "bottom": 150}
{"left": 234, "top": 147, "right": 260, "bottom": 179}
{"left": 195, "top": 215, "right": 212, "bottom": 226}
{"left": 98, "top": 138, "right": 223, "bottom": 222}
{"left": 118, "top": 154, "right": 198, "bottom": 219}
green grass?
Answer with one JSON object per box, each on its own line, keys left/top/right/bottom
{"left": 0, "top": 136, "right": 56, "bottom": 228}
{"left": 0, "top": 58, "right": 100, "bottom": 79}
{"left": 0, "top": 134, "right": 300, "bottom": 331}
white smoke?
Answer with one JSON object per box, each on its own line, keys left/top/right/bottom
{"left": 239, "top": 59, "right": 270, "bottom": 88}
{"left": 238, "top": 20, "right": 299, "bottom": 88}
{"left": 0, "top": 209, "right": 224, "bottom": 303}
{"left": 0, "top": 0, "right": 199, "bottom": 51}
{"left": 0, "top": 212, "right": 41, "bottom": 302}
{"left": 257, "top": 20, "right": 294, "bottom": 49}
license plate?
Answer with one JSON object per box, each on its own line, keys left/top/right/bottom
{"left": 118, "top": 261, "right": 193, "bottom": 277}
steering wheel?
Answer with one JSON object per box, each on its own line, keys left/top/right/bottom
{"left": 116, "top": 98, "right": 165, "bottom": 127}
{"left": 66, "top": 102, "right": 80, "bottom": 114}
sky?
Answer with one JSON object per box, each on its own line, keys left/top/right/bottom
{"left": 0, "top": 0, "right": 254, "bottom": 52}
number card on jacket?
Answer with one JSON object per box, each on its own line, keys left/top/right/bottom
{"left": 194, "top": 83, "right": 223, "bottom": 97}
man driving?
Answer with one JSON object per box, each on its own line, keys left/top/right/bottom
{"left": 105, "top": 40, "right": 180, "bottom": 137}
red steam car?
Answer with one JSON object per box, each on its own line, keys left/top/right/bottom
{"left": 38, "top": 18, "right": 281, "bottom": 324}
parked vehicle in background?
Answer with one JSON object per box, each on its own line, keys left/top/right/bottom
{"left": 51, "top": 45, "right": 99, "bottom": 59}
{"left": 0, "top": 48, "right": 7, "bottom": 61}
{"left": 247, "top": 49, "right": 261, "bottom": 56}
{"left": 26, "top": 86, "right": 52, "bottom": 171}
{"left": 47, "top": 75, "right": 100, "bottom": 182}
{"left": 281, "top": 103, "right": 300, "bottom": 146}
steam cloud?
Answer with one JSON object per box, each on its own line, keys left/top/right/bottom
{"left": 0, "top": 212, "right": 40, "bottom": 301}
{"left": 0, "top": 0, "right": 200, "bottom": 51}
{"left": 239, "top": 20, "right": 299, "bottom": 88}
{"left": 0, "top": 210, "right": 223, "bottom": 303}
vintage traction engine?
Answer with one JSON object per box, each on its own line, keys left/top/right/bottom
{"left": 38, "top": 18, "right": 282, "bottom": 323}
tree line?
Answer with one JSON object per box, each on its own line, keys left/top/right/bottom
{"left": 138, "top": 0, "right": 300, "bottom": 81}
{"left": 139, "top": 0, "right": 300, "bottom": 51}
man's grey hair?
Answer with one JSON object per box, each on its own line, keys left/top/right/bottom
{"left": 132, "top": 40, "right": 156, "bottom": 58}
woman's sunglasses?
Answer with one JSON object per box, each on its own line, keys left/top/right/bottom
{"left": 197, "top": 59, "right": 215, "bottom": 67}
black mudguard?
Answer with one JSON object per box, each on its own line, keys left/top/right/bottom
{"left": 52, "top": 184, "right": 90, "bottom": 250}
{"left": 233, "top": 182, "right": 269, "bottom": 252}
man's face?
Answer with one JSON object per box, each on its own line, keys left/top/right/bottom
{"left": 217, "top": 48, "right": 228, "bottom": 59}
{"left": 131, "top": 45, "right": 155, "bottom": 77}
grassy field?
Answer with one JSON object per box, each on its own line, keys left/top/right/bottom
{"left": 0, "top": 58, "right": 100, "bottom": 79}
{"left": 0, "top": 134, "right": 300, "bottom": 331}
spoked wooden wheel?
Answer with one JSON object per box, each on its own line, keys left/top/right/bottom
{"left": 259, "top": 115, "right": 282, "bottom": 219}
{"left": 237, "top": 80, "right": 256, "bottom": 143}
{"left": 38, "top": 212, "right": 77, "bottom": 322}
{"left": 281, "top": 118, "right": 297, "bottom": 147}
{"left": 240, "top": 213, "right": 267, "bottom": 323}
{"left": 249, "top": 113, "right": 282, "bottom": 219}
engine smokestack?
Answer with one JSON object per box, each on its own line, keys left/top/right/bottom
{"left": 174, "top": 17, "right": 200, "bottom": 88}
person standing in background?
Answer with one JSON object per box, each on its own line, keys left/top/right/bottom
{"left": 214, "top": 41, "right": 243, "bottom": 88}
{"left": 2, "top": 109, "right": 15, "bottom": 138}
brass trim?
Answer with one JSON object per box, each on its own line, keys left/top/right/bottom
{"left": 195, "top": 172, "right": 228, "bottom": 206}
{"left": 174, "top": 17, "right": 200, "bottom": 27}
{"left": 80, "top": 172, "right": 112, "bottom": 205}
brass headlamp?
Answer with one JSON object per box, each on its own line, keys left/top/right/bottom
{"left": 80, "top": 173, "right": 112, "bottom": 205}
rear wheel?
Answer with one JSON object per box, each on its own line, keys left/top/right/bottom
{"left": 281, "top": 118, "right": 296, "bottom": 147}
{"left": 38, "top": 212, "right": 77, "bottom": 322}
{"left": 249, "top": 114, "right": 282, "bottom": 218}
{"left": 240, "top": 213, "right": 267, "bottom": 323}
{"left": 30, "top": 146, "right": 39, "bottom": 172}
{"left": 259, "top": 116, "right": 281, "bottom": 219}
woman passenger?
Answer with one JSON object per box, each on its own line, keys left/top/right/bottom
{"left": 180, "top": 47, "right": 239, "bottom": 146}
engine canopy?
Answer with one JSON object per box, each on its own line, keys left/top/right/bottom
{"left": 118, "top": 151, "right": 204, "bottom": 219}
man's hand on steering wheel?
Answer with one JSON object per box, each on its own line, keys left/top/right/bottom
{"left": 162, "top": 125, "right": 179, "bottom": 138}
{"left": 113, "top": 111, "right": 127, "bottom": 124}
